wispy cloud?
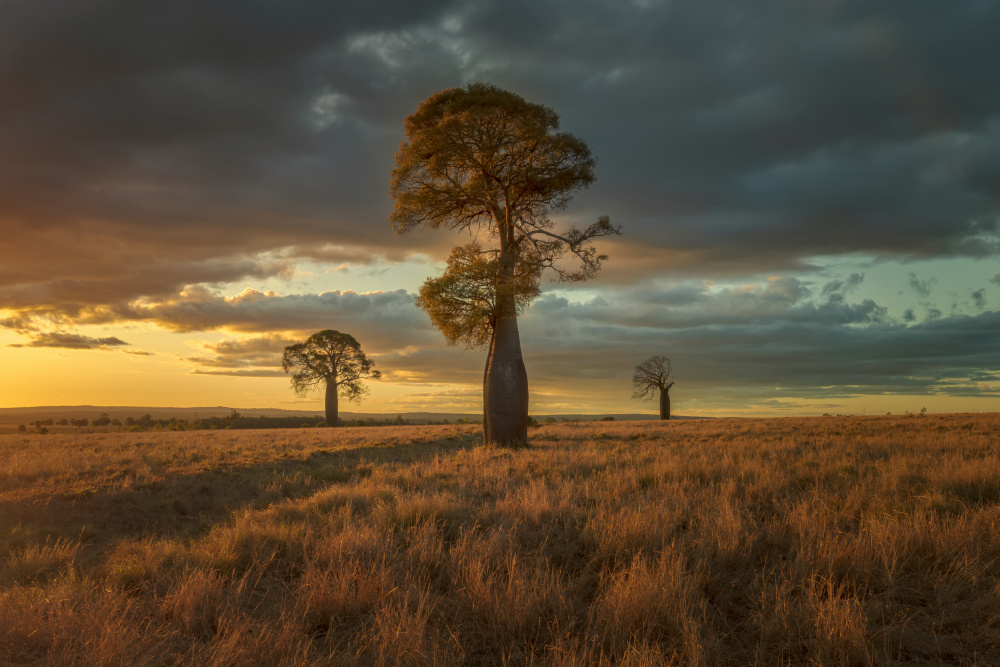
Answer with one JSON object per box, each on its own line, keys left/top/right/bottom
{"left": 8, "top": 332, "right": 129, "bottom": 350}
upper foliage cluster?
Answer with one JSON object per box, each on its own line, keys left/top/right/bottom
{"left": 390, "top": 82, "right": 621, "bottom": 349}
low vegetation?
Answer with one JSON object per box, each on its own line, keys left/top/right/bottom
{"left": 1, "top": 414, "right": 998, "bottom": 665}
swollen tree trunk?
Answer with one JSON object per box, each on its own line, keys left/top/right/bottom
{"left": 325, "top": 379, "right": 339, "bottom": 427}
{"left": 483, "top": 313, "right": 529, "bottom": 446}
{"left": 659, "top": 387, "right": 670, "bottom": 420}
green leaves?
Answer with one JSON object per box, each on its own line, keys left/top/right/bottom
{"left": 389, "top": 82, "right": 599, "bottom": 242}
{"left": 391, "top": 82, "right": 620, "bottom": 348}
{"left": 415, "top": 243, "right": 541, "bottom": 350}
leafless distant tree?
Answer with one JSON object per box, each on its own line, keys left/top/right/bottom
{"left": 632, "top": 355, "right": 675, "bottom": 420}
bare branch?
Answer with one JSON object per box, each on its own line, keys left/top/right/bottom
{"left": 632, "top": 355, "right": 673, "bottom": 401}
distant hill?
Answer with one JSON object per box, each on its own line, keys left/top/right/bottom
{"left": 0, "top": 405, "right": 696, "bottom": 425}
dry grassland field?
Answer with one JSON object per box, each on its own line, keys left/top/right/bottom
{"left": 1, "top": 415, "right": 999, "bottom": 666}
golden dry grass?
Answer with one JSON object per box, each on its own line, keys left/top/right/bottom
{"left": 1, "top": 414, "right": 999, "bottom": 665}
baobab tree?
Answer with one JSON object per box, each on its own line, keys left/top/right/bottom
{"left": 281, "top": 330, "right": 381, "bottom": 427}
{"left": 632, "top": 355, "right": 675, "bottom": 420}
{"left": 390, "top": 82, "right": 620, "bottom": 446}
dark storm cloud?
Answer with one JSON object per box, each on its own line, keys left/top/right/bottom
{"left": 436, "top": 0, "right": 1000, "bottom": 268}
{"left": 0, "top": 0, "right": 461, "bottom": 310}
{"left": 8, "top": 332, "right": 129, "bottom": 350}
{"left": 2, "top": 1, "right": 997, "bottom": 306}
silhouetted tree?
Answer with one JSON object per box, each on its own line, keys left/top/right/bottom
{"left": 632, "top": 356, "right": 675, "bottom": 420}
{"left": 281, "top": 330, "right": 381, "bottom": 427}
{"left": 391, "top": 82, "right": 620, "bottom": 446}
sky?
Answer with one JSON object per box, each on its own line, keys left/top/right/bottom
{"left": 1, "top": 0, "right": 999, "bottom": 417}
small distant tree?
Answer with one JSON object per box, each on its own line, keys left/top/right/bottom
{"left": 17, "top": 424, "right": 26, "bottom": 433}
{"left": 93, "top": 413, "right": 111, "bottom": 427}
{"left": 632, "top": 356, "right": 675, "bottom": 420}
{"left": 281, "top": 330, "right": 381, "bottom": 427}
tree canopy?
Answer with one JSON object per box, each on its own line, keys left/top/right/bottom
{"left": 390, "top": 82, "right": 620, "bottom": 287}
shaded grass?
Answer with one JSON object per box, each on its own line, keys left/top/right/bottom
{"left": 1, "top": 415, "right": 999, "bottom": 665}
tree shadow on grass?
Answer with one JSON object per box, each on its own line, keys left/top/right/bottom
{"left": 0, "top": 429, "right": 483, "bottom": 559}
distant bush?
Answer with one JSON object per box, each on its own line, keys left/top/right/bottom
{"left": 600, "top": 416, "right": 615, "bottom": 421}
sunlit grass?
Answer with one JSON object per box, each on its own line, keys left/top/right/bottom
{"left": 1, "top": 415, "right": 998, "bottom": 664}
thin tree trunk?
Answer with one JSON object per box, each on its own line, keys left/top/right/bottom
{"left": 483, "top": 313, "right": 529, "bottom": 446}
{"left": 659, "top": 388, "right": 670, "bottom": 420}
{"left": 325, "top": 379, "right": 339, "bottom": 427}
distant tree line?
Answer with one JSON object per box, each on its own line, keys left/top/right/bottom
{"left": 14, "top": 412, "right": 627, "bottom": 434}
{"left": 14, "top": 411, "right": 436, "bottom": 433}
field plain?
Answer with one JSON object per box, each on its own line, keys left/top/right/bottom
{"left": 1, "top": 414, "right": 998, "bottom": 665}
